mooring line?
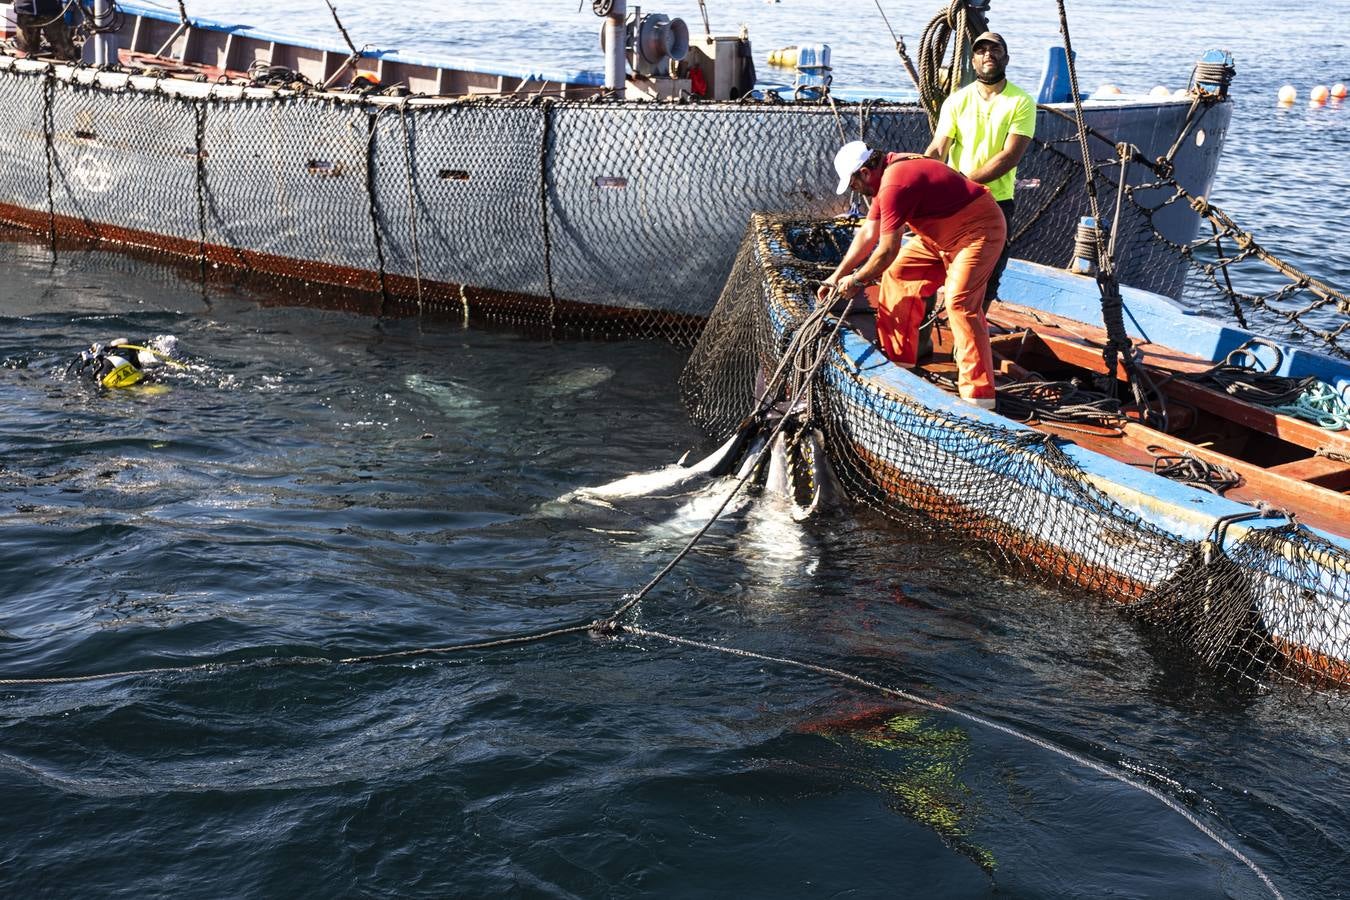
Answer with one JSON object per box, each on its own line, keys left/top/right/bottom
{"left": 0, "top": 622, "right": 596, "bottom": 686}
{"left": 0, "top": 615, "right": 1283, "bottom": 897}
{"left": 620, "top": 624, "right": 1285, "bottom": 900}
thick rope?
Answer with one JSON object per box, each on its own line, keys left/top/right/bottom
{"left": 1182, "top": 339, "right": 1321, "bottom": 408}
{"left": 916, "top": 0, "right": 984, "bottom": 130}
{"left": 1277, "top": 382, "right": 1350, "bottom": 430}
{"left": 995, "top": 378, "right": 1125, "bottom": 431}
{"left": 1147, "top": 446, "right": 1241, "bottom": 494}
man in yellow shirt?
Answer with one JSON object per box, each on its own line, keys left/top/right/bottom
{"left": 924, "top": 31, "right": 1035, "bottom": 308}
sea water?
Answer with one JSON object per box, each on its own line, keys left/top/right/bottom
{"left": 2, "top": 2, "right": 1348, "bottom": 897}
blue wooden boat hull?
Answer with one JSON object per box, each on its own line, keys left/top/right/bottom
{"left": 738, "top": 216, "right": 1350, "bottom": 679}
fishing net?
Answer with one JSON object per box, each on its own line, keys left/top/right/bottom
{"left": 681, "top": 214, "right": 1350, "bottom": 692}
{"left": 0, "top": 56, "right": 1242, "bottom": 345}
{"left": 1, "top": 47, "right": 1347, "bottom": 690}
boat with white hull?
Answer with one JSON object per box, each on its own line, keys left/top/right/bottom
{"left": 0, "top": 1, "right": 1231, "bottom": 333}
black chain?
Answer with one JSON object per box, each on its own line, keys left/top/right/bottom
{"left": 193, "top": 96, "right": 209, "bottom": 281}
{"left": 539, "top": 99, "right": 558, "bottom": 329}
{"left": 41, "top": 69, "right": 57, "bottom": 254}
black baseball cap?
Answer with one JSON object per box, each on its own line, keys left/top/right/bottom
{"left": 972, "top": 31, "right": 1007, "bottom": 52}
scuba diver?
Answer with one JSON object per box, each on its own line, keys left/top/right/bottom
{"left": 67, "top": 336, "right": 181, "bottom": 388}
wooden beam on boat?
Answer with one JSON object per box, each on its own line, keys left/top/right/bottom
{"left": 1266, "top": 454, "right": 1350, "bottom": 491}
{"left": 991, "top": 303, "right": 1350, "bottom": 460}
{"left": 1120, "top": 426, "right": 1349, "bottom": 532}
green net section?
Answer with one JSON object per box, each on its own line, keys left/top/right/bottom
{"left": 681, "top": 214, "right": 1350, "bottom": 692}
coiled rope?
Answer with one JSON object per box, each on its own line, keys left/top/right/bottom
{"left": 915, "top": 0, "right": 987, "bottom": 130}
{"left": 995, "top": 378, "right": 1125, "bottom": 432}
{"left": 1183, "top": 338, "right": 1348, "bottom": 429}
{"left": 1147, "top": 445, "right": 1242, "bottom": 495}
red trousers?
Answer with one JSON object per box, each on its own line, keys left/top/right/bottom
{"left": 873, "top": 193, "right": 1006, "bottom": 401}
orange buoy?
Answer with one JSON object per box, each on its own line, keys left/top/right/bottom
{"left": 1095, "top": 83, "right": 1122, "bottom": 97}
{"left": 1332, "top": 83, "right": 1348, "bottom": 99}
{"left": 1311, "top": 85, "right": 1330, "bottom": 103}
{"left": 1277, "top": 84, "right": 1297, "bottom": 104}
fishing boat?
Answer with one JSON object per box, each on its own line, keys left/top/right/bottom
{"left": 681, "top": 214, "right": 1350, "bottom": 689}
{"left": 0, "top": 0, "right": 1232, "bottom": 336}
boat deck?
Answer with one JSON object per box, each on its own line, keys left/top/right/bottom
{"left": 842, "top": 299, "right": 1350, "bottom": 537}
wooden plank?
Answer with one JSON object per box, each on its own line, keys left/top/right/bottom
{"left": 1267, "top": 454, "right": 1350, "bottom": 490}
{"left": 989, "top": 305, "right": 1350, "bottom": 458}
{"left": 1026, "top": 419, "right": 1348, "bottom": 536}
{"left": 1117, "top": 426, "right": 1349, "bottom": 532}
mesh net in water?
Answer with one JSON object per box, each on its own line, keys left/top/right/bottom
{"left": 681, "top": 214, "right": 1350, "bottom": 692}
{"left": 0, "top": 57, "right": 1241, "bottom": 345}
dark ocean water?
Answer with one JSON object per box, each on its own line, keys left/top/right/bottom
{"left": 2, "top": 2, "right": 1348, "bottom": 898}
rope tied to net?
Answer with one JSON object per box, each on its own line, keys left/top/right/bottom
{"left": 363, "top": 102, "right": 392, "bottom": 314}
{"left": 1188, "top": 194, "right": 1350, "bottom": 317}
{"left": 538, "top": 97, "right": 558, "bottom": 327}
{"left": 1052, "top": 0, "right": 1169, "bottom": 431}
{"left": 191, "top": 94, "right": 209, "bottom": 281}
{"left": 588, "top": 287, "right": 861, "bottom": 634}
{"left": 397, "top": 97, "right": 426, "bottom": 312}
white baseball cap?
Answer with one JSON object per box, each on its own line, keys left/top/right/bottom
{"left": 834, "top": 140, "right": 872, "bottom": 194}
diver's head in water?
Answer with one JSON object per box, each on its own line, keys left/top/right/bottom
{"left": 68, "top": 336, "right": 180, "bottom": 388}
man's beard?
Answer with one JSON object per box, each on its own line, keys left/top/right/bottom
{"left": 975, "top": 64, "right": 1006, "bottom": 85}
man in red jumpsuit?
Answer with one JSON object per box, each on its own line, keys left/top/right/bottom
{"left": 818, "top": 141, "right": 1005, "bottom": 409}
